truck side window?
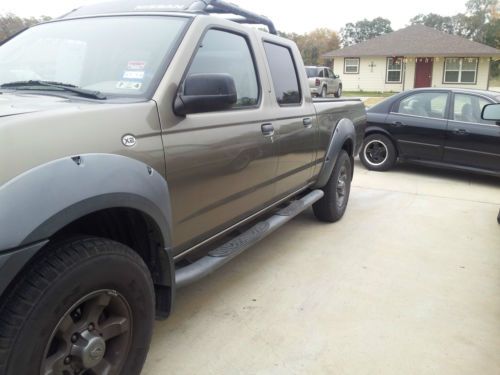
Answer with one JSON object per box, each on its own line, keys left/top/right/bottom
{"left": 187, "top": 29, "right": 259, "bottom": 108}
{"left": 263, "top": 42, "right": 301, "bottom": 105}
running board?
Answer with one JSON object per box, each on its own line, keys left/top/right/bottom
{"left": 175, "top": 189, "right": 324, "bottom": 288}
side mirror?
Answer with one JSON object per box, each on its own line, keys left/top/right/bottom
{"left": 334, "top": 74, "right": 340, "bottom": 79}
{"left": 174, "top": 73, "right": 237, "bottom": 116}
{"left": 481, "top": 103, "right": 500, "bottom": 122}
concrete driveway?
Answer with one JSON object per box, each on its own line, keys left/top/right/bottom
{"left": 143, "top": 161, "right": 500, "bottom": 375}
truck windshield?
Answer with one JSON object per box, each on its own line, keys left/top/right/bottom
{"left": 0, "top": 16, "right": 188, "bottom": 98}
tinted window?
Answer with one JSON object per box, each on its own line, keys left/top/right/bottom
{"left": 453, "top": 94, "right": 493, "bottom": 124}
{"left": 305, "top": 67, "right": 319, "bottom": 78}
{"left": 398, "top": 92, "right": 448, "bottom": 119}
{"left": 318, "top": 70, "right": 324, "bottom": 77}
{"left": 328, "top": 69, "right": 335, "bottom": 78}
{"left": 263, "top": 42, "right": 301, "bottom": 105}
{"left": 186, "top": 29, "right": 259, "bottom": 108}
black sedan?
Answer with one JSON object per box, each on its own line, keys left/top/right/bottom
{"left": 360, "top": 88, "right": 500, "bottom": 177}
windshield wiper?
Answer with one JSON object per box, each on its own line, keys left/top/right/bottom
{"left": 0, "top": 80, "right": 106, "bottom": 100}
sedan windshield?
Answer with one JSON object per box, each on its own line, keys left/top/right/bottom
{"left": 0, "top": 16, "right": 188, "bottom": 98}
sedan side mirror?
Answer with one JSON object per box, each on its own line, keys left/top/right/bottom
{"left": 174, "top": 73, "right": 237, "bottom": 116}
{"left": 481, "top": 103, "right": 500, "bottom": 122}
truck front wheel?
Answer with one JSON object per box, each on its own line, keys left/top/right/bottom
{"left": 313, "top": 150, "right": 352, "bottom": 222}
{"left": 0, "top": 237, "right": 155, "bottom": 375}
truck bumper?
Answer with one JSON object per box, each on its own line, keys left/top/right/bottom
{"left": 0, "top": 240, "right": 48, "bottom": 297}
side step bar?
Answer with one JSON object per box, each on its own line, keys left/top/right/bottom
{"left": 175, "top": 189, "right": 324, "bottom": 288}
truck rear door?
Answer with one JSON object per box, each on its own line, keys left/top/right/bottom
{"left": 262, "top": 40, "right": 317, "bottom": 198}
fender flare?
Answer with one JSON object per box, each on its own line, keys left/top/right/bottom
{"left": 0, "top": 153, "right": 174, "bottom": 292}
{"left": 314, "top": 118, "right": 356, "bottom": 188}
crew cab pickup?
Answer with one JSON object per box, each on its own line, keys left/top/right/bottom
{"left": 0, "top": 1, "right": 366, "bottom": 373}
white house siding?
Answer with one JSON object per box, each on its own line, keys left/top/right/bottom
{"left": 430, "top": 56, "right": 490, "bottom": 90}
{"left": 334, "top": 56, "right": 491, "bottom": 92}
{"left": 334, "top": 57, "right": 403, "bottom": 92}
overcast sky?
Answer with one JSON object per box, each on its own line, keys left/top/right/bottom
{"left": 0, "top": 0, "right": 467, "bottom": 33}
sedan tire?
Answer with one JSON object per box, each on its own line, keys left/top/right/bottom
{"left": 360, "top": 134, "right": 397, "bottom": 171}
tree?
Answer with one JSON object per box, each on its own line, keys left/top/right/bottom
{"left": 340, "top": 17, "right": 393, "bottom": 46}
{"left": 0, "top": 13, "right": 50, "bottom": 42}
{"left": 280, "top": 28, "right": 340, "bottom": 65}
{"left": 410, "top": 0, "right": 499, "bottom": 47}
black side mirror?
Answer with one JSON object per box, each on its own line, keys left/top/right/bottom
{"left": 481, "top": 103, "right": 500, "bottom": 122}
{"left": 174, "top": 73, "right": 237, "bottom": 116}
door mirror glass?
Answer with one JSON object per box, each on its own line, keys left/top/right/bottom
{"left": 481, "top": 103, "right": 500, "bottom": 121}
{"left": 174, "top": 73, "right": 237, "bottom": 116}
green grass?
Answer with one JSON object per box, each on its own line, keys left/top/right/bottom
{"left": 342, "top": 91, "right": 398, "bottom": 97}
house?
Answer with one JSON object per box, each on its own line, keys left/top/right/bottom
{"left": 323, "top": 25, "right": 500, "bottom": 92}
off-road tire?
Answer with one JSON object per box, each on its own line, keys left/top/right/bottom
{"left": 360, "top": 133, "right": 397, "bottom": 171}
{"left": 313, "top": 150, "right": 352, "bottom": 222}
{"left": 0, "top": 237, "right": 155, "bottom": 375}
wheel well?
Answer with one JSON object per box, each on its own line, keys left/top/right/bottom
{"left": 342, "top": 138, "right": 353, "bottom": 156}
{"left": 51, "top": 208, "right": 173, "bottom": 318}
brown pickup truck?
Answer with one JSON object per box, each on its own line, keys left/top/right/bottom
{"left": 0, "top": 0, "right": 366, "bottom": 373}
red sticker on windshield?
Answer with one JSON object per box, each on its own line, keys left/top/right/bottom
{"left": 127, "top": 61, "right": 146, "bottom": 70}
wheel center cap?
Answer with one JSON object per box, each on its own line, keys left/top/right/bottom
{"left": 72, "top": 330, "right": 106, "bottom": 369}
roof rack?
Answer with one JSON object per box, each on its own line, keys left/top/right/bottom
{"left": 188, "top": 0, "right": 277, "bottom": 35}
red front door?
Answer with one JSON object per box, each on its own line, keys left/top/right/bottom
{"left": 414, "top": 58, "right": 433, "bottom": 88}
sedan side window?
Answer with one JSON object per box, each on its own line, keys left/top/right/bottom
{"left": 186, "top": 29, "right": 259, "bottom": 108}
{"left": 453, "top": 94, "right": 493, "bottom": 124}
{"left": 397, "top": 92, "right": 448, "bottom": 119}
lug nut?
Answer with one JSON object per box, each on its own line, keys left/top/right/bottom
{"left": 64, "top": 356, "right": 71, "bottom": 365}
{"left": 71, "top": 334, "right": 79, "bottom": 343}
{"left": 88, "top": 324, "right": 95, "bottom": 331}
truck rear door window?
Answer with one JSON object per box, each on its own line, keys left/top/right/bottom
{"left": 186, "top": 29, "right": 259, "bottom": 108}
{"left": 263, "top": 42, "right": 301, "bottom": 106}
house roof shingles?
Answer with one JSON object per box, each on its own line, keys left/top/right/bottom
{"left": 324, "top": 24, "right": 500, "bottom": 58}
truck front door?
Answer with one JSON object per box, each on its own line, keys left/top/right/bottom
{"left": 162, "top": 28, "right": 278, "bottom": 251}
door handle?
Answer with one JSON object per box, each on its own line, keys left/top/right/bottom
{"left": 261, "top": 123, "right": 275, "bottom": 137}
{"left": 453, "top": 128, "right": 468, "bottom": 135}
{"left": 303, "top": 117, "right": 313, "bottom": 128}
{"left": 392, "top": 121, "right": 405, "bottom": 127}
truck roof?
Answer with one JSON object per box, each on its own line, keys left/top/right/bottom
{"left": 62, "top": 0, "right": 277, "bottom": 34}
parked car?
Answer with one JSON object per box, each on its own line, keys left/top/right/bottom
{"left": 480, "top": 103, "right": 500, "bottom": 224}
{"left": 0, "top": 0, "right": 366, "bottom": 373}
{"left": 306, "top": 66, "right": 342, "bottom": 98}
{"left": 359, "top": 88, "right": 500, "bottom": 177}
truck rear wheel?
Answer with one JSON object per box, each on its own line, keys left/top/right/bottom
{"left": 0, "top": 237, "right": 155, "bottom": 375}
{"left": 313, "top": 150, "right": 352, "bottom": 222}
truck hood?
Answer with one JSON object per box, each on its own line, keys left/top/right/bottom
{"left": 0, "top": 92, "right": 86, "bottom": 117}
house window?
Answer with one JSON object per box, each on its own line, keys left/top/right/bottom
{"left": 386, "top": 57, "right": 402, "bottom": 83}
{"left": 444, "top": 58, "right": 478, "bottom": 84}
{"left": 344, "top": 58, "right": 359, "bottom": 74}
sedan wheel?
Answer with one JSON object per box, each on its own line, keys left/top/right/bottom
{"left": 360, "top": 134, "right": 397, "bottom": 171}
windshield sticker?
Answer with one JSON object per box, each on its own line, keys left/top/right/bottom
{"left": 123, "top": 71, "right": 145, "bottom": 80}
{"left": 116, "top": 81, "right": 142, "bottom": 90}
{"left": 127, "top": 61, "right": 146, "bottom": 70}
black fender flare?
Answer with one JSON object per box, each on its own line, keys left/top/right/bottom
{"left": 0, "top": 153, "right": 174, "bottom": 296}
{"left": 314, "top": 118, "right": 356, "bottom": 188}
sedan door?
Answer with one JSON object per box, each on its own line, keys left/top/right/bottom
{"left": 385, "top": 91, "right": 450, "bottom": 161}
{"left": 443, "top": 93, "right": 500, "bottom": 173}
